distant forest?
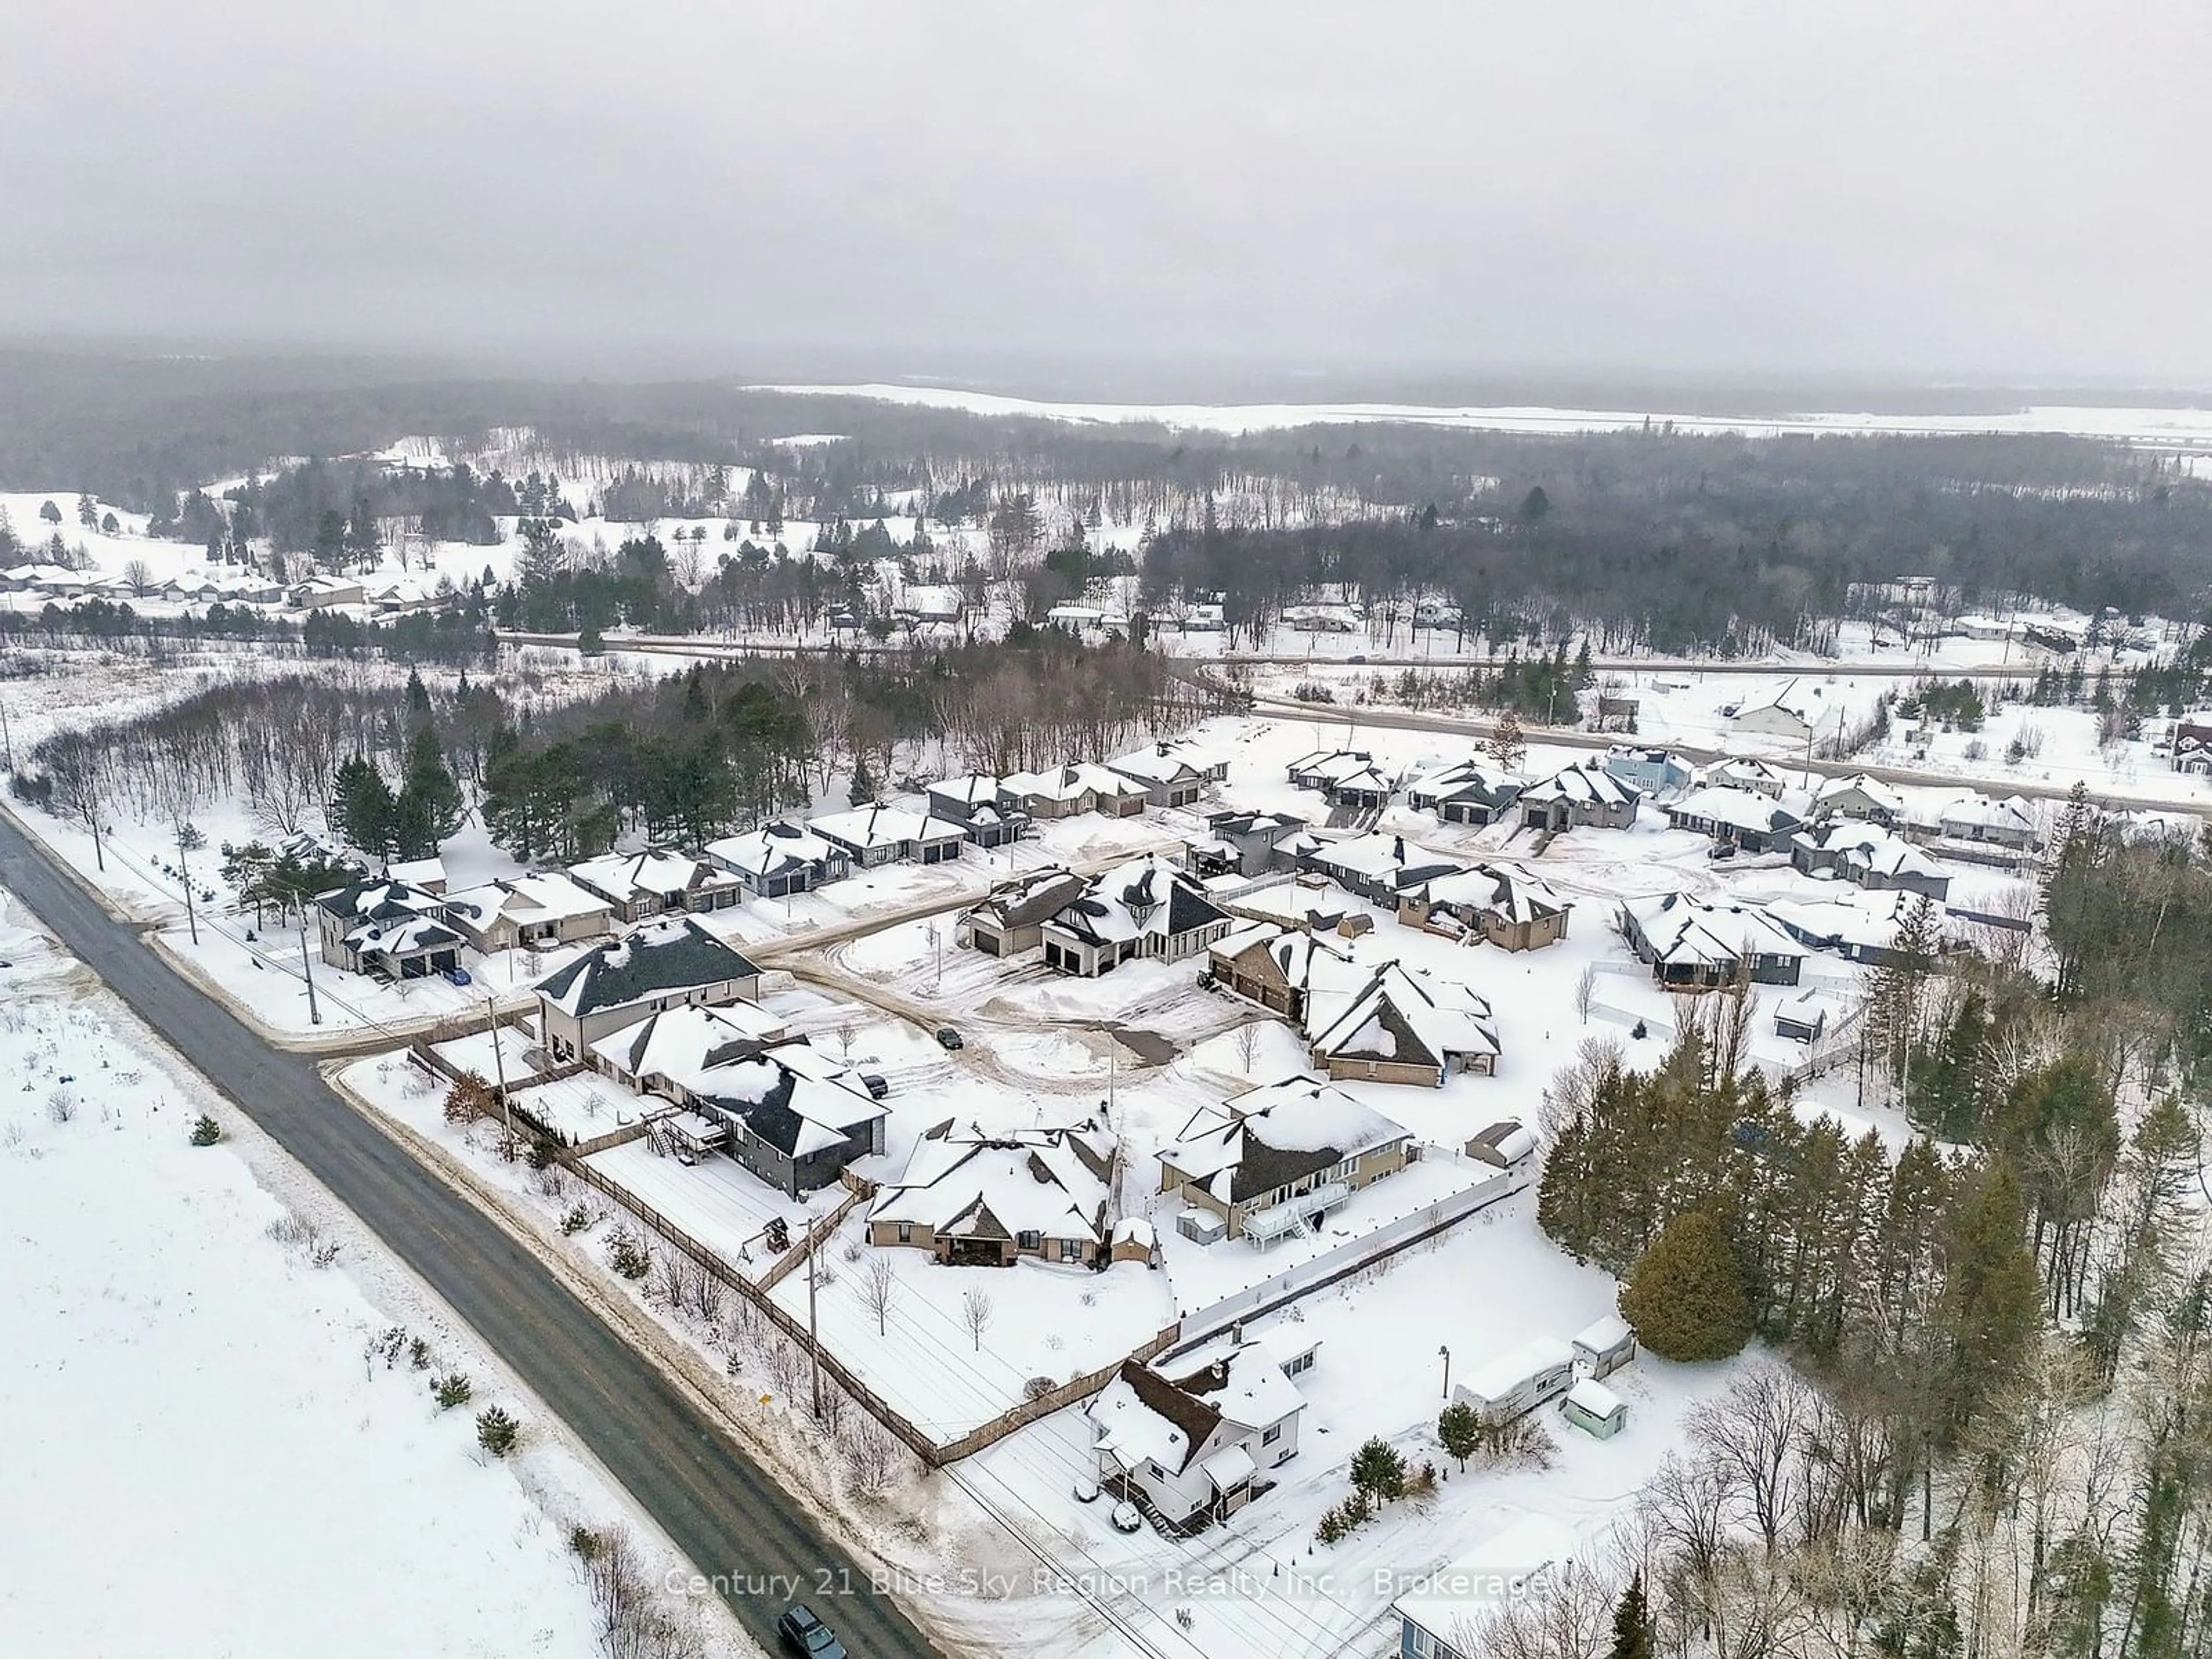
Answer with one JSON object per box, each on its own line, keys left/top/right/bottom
{"left": 3, "top": 349, "right": 2209, "bottom": 651}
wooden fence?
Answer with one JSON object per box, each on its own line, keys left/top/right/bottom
{"left": 932, "top": 1321, "right": 1181, "bottom": 1464}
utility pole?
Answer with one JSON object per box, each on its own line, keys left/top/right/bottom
{"left": 805, "top": 1227, "right": 823, "bottom": 1420}
{"left": 0, "top": 698, "right": 13, "bottom": 775}
{"left": 486, "top": 994, "right": 514, "bottom": 1150}
{"left": 1438, "top": 1343, "right": 1452, "bottom": 1399}
{"left": 177, "top": 828, "right": 200, "bottom": 946}
{"left": 299, "top": 922, "right": 321, "bottom": 1024}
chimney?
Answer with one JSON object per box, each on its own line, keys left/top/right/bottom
{"left": 1393, "top": 834, "right": 1405, "bottom": 861}
{"left": 1157, "top": 741, "right": 1170, "bottom": 756}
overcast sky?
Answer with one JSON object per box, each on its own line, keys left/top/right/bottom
{"left": 4, "top": 2, "right": 2207, "bottom": 385}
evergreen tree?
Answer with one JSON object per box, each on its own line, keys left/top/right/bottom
{"left": 1436, "top": 1400, "right": 1480, "bottom": 1471}
{"left": 330, "top": 754, "right": 397, "bottom": 856}
{"left": 1348, "top": 1437, "right": 1406, "bottom": 1505}
{"left": 1619, "top": 1211, "right": 1753, "bottom": 1362}
{"left": 1936, "top": 1157, "right": 2041, "bottom": 1435}
{"left": 1607, "top": 1573, "right": 1654, "bottom": 1659}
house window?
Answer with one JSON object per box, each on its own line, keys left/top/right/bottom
{"left": 895, "top": 1223, "right": 912, "bottom": 1244}
{"left": 1059, "top": 1239, "right": 1082, "bottom": 1262}
{"left": 1017, "top": 1230, "right": 1041, "bottom": 1251}
{"left": 1262, "top": 1423, "right": 1282, "bottom": 1445}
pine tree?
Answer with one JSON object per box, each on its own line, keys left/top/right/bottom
{"left": 1349, "top": 1437, "right": 1406, "bottom": 1505}
{"left": 1936, "top": 1156, "right": 2041, "bottom": 1435}
{"left": 330, "top": 754, "right": 397, "bottom": 857}
{"left": 1607, "top": 1573, "right": 1654, "bottom": 1659}
{"left": 1619, "top": 1210, "right": 1753, "bottom": 1362}
{"left": 1437, "top": 1401, "right": 1480, "bottom": 1471}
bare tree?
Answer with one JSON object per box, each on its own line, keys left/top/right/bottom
{"left": 862, "top": 1254, "right": 901, "bottom": 1336}
{"left": 1688, "top": 1365, "right": 1816, "bottom": 1557}
{"left": 1234, "top": 1019, "right": 1264, "bottom": 1075}
{"left": 122, "top": 558, "right": 154, "bottom": 596}
{"left": 1574, "top": 963, "right": 1599, "bottom": 1026}
{"left": 961, "top": 1286, "right": 994, "bottom": 1352}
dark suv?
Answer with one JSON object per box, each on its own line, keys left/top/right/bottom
{"left": 776, "top": 1604, "right": 847, "bottom": 1659}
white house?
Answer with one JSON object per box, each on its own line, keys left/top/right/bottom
{"left": 1452, "top": 1336, "right": 1577, "bottom": 1427}
{"left": 808, "top": 804, "right": 968, "bottom": 869}
{"left": 1037, "top": 854, "right": 1234, "bottom": 976}
{"left": 567, "top": 850, "right": 747, "bottom": 922}
{"left": 1729, "top": 679, "right": 1818, "bottom": 743}
{"left": 442, "top": 873, "right": 616, "bottom": 955}
{"left": 1086, "top": 1337, "right": 1307, "bottom": 1531}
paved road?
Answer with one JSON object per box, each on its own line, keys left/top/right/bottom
{"left": 0, "top": 809, "right": 946, "bottom": 1659}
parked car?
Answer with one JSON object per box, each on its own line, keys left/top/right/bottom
{"left": 934, "top": 1026, "right": 964, "bottom": 1051}
{"left": 1706, "top": 840, "right": 1737, "bottom": 861}
{"left": 860, "top": 1071, "right": 889, "bottom": 1100}
{"left": 776, "top": 1605, "right": 847, "bottom": 1659}
{"left": 445, "top": 967, "right": 473, "bottom": 986}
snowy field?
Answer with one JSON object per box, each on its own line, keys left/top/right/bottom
{"left": 747, "top": 383, "right": 2212, "bottom": 447}
{"left": 0, "top": 885, "right": 740, "bottom": 1659}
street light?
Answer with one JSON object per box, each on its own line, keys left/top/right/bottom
{"left": 1438, "top": 1343, "right": 1452, "bottom": 1399}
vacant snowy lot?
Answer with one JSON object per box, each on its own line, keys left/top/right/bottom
{"left": 0, "top": 887, "right": 734, "bottom": 1659}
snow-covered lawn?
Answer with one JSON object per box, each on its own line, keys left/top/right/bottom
{"left": 0, "top": 887, "right": 737, "bottom": 1659}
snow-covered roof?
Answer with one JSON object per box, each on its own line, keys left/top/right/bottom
{"left": 705, "top": 821, "right": 839, "bottom": 880}
{"left": 1793, "top": 821, "right": 1943, "bottom": 882}
{"left": 1419, "top": 862, "right": 1569, "bottom": 924}
{"left": 1771, "top": 987, "right": 1841, "bottom": 1026}
{"left": 1936, "top": 793, "right": 2039, "bottom": 835}
{"left": 999, "top": 762, "right": 1149, "bottom": 803}
{"left": 1161, "top": 1077, "right": 1411, "bottom": 1205}
{"left": 1304, "top": 961, "right": 1501, "bottom": 1071}
{"left": 1208, "top": 923, "right": 1360, "bottom": 995}
{"left": 1702, "top": 756, "right": 1787, "bottom": 790}
{"left": 809, "top": 803, "right": 967, "bottom": 851}
{"left": 1566, "top": 1377, "right": 1625, "bottom": 1419}
{"left": 587, "top": 1000, "right": 790, "bottom": 1082}
{"left": 568, "top": 849, "right": 743, "bottom": 905}
{"left": 534, "top": 916, "right": 760, "bottom": 1017}
{"left": 1768, "top": 888, "right": 1942, "bottom": 955}
{"left": 384, "top": 855, "right": 446, "bottom": 889}
{"left": 1107, "top": 743, "right": 1206, "bottom": 785}
{"left": 1573, "top": 1313, "right": 1633, "bottom": 1355}
{"left": 1665, "top": 785, "right": 1805, "bottom": 837}
{"left": 1460, "top": 1336, "right": 1575, "bottom": 1403}
{"left": 927, "top": 772, "right": 1003, "bottom": 808}
{"left": 686, "top": 1040, "right": 886, "bottom": 1158}
{"left": 1732, "top": 676, "right": 1816, "bottom": 726}
{"left": 1304, "top": 831, "right": 1466, "bottom": 891}
{"left": 1815, "top": 772, "right": 1907, "bottom": 816}
{"left": 445, "top": 872, "right": 612, "bottom": 930}
{"left": 1406, "top": 757, "right": 1522, "bottom": 806}
{"left": 869, "top": 1119, "right": 1113, "bottom": 1242}
{"left": 1087, "top": 1339, "right": 1304, "bottom": 1478}
{"left": 1520, "top": 762, "right": 1638, "bottom": 808}
{"left": 1622, "top": 892, "right": 1804, "bottom": 969}
{"left": 1045, "top": 854, "right": 1228, "bottom": 947}
{"left": 1286, "top": 748, "right": 1375, "bottom": 785}
{"left": 965, "top": 864, "right": 1091, "bottom": 931}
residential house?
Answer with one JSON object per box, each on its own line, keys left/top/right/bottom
{"left": 442, "top": 873, "right": 615, "bottom": 954}
{"left": 926, "top": 774, "right": 1028, "bottom": 849}
{"left": 1157, "top": 1077, "right": 1414, "bottom": 1243}
{"left": 291, "top": 574, "right": 366, "bottom": 609}
{"left": 1662, "top": 785, "right": 1806, "bottom": 853}
{"left": 1619, "top": 892, "right": 1805, "bottom": 989}
{"left": 1190, "top": 809, "right": 1307, "bottom": 879}
{"left": 1284, "top": 749, "right": 1374, "bottom": 793}
{"left": 1412, "top": 862, "right": 1571, "bottom": 951}
{"left": 314, "top": 877, "right": 462, "bottom": 979}
{"left": 1392, "top": 1519, "right": 1580, "bottom": 1659}
{"left": 587, "top": 1001, "right": 790, "bottom": 1092}
{"left": 1602, "top": 746, "right": 1694, "bottom": 796}
{"left": 1086, "top": 1338, "right": 1306, "bottom": 1532}
{"left": 1812, "top": 773, "right": 1906, "bottom": 826}
{"left": 1106, "top": 742, "right": 1210, "bottom": 808}
{"left": 1205, "top": 923, "right": 1359, "bottom": 1022}
{"left": 1323, "top": 761, "right": 1396, "bottom": 810}
{"left": 1790, "top": 823, "right": 1951, "bottom": 902}
{"left": 1517, "top": 763, "right": 1639, "bottom": 831}
{"left": 1702, "top": 756, "right": 1790, "bottom": 798}
{"left": 1039, "top": 854, "right": 1234, "bottom": 976}
{"left": 1405, "top": 759, "right": 1522, "bottom": 825}
{"left": 1936, "top": 793, "right": 2040, "bottom": 852}
{"left": 996, "top": 763, "right": 1150, "bottom": 820}
{"left": 567, "top": 849, "right": 747, "bottom": 922}
{"left": 1729, "top": 678, "right": 1818, "bottom": 743}
{"left": 2172, "top": 718, "right": 2212, "bottom": 775}
{"left": 705, "top": 821, "right": 850, "bottom": 897}
{"left": 894, "top": 584, "right": 963, "bottom": 625}
{"left": 957, "top": 865, "right": 1090, "bottom": 957}
{"left": 1767, "top": 889, "right": 1944, "bottom": 968}
{"left": 809, "top": 804, "right": 967, "bottom": 869}
{"left": 1297, "top": 831, "right": 1467, "bottom": 908}
{"left": 1592, "top": 692, "right": 1641, "bottom": 733}
{"left": 679, "top": 1040, "right": 888, "bottom": 1197}
{"left": 868, "top": 1118, "right": 1117, "bottom": 1266}
{"left": 1452, "top": 1338, "right": 1577, "bottom": 1427}
{"left": 1304, "top": 960, "right": 1501, "bottom": 1085}
{"left": 533, "top": 916, "right": 763, "bottom": 1063}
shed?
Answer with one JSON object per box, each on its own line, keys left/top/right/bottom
{"left": 1562, "top": 1377, "right": 1628, "bottom": 1440}
{"left": 1571, "top": 1314, "right": 1637, "bottom": 1380}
